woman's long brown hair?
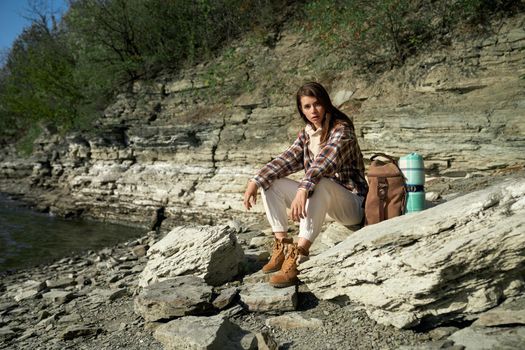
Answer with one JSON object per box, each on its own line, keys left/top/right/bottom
{"left": 296, "top": 82, "right": 355, "bottom": 144}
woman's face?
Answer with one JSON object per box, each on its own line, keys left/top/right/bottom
{"left": 300, "top": 95, "right": 326, "bottom": 130}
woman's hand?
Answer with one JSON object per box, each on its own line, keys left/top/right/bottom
{"left": 290, "top": 189, "right": 308, "bottom": 222}
{"left": 243, "top": 181, "right": 258, "bottom": 210}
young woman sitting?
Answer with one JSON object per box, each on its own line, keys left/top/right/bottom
{"left": 243, "top": 82, "right": 368, "bottom": 288}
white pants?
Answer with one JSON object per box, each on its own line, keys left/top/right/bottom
{"left": 260, "top": 177, "right": 364, "bottom": 243}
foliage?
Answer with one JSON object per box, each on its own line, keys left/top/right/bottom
{"left": 0, "top": 0, "right": 522, "bottom": 150}
{"left": 16, "top": 124, "right": 42, "bottom": 156}
{"left": 0, "top": 20, "right": 80, "bottom": 141}
{"left": 0, "top": 0, "right": 285, "bottom": 147}
{"left": 64, "top": 0, "right": 284, "bottom": 86}
{"left": 303, "top": 0, "right": 524, "bottom": 70}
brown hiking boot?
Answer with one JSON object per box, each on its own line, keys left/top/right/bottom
{"left": 262, "top": 237, "right": 293, "bottom": 274}
{"left": 269, "top": 244, "right": 309, "bottom": 288}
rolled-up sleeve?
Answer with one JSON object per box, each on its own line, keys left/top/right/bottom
{"left": 252, "top": 131, "right": 305, "bottom": 190}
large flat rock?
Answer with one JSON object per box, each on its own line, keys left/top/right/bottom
{"left": 134, "top": 276, "right": 213, "bottom": 322}
{"left": 139, "top": 225, "right": 244, "bottom": 287}
{"left": 299, "top": 178, "right": 525, "bottom": 329}
{"left": 239, "top": 282, "right": 297, "bottom": 313}
{"left": 153, "top": 314, "right": 252, "bottom": 350}
{"left": 446, "top": 296, "right": 525, "bottom": 349}
{"left": 448, "top": 326, "right": 525, "bottom": 350}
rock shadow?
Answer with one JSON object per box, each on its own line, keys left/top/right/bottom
{"left": 413, "top": 315, "right": 475, "bottom": 333}
{"left": 296, "top": 289, "right": 319, "bottom": 311}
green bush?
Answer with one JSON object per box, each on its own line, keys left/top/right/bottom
{"left": 0, "top": 21, "right": 80, "bottom": 145}
{"left": 64, "top": 0, "right": 284, "bottom": 81}
{"left": 16, "top": 124, "right": 42, "bottom": 156}
{"left": 303, "top": 0, "right": 524, "bottom": 70}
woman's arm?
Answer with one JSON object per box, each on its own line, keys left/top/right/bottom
{"left": 243, "top": 180, "right": 259, "bottom": 210}
{"left": 251, "top": 131, "right": 306, "bottom": 191}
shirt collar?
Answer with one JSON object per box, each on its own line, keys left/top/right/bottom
{"left": 305, "top": 124, "right": 323, "bottom": 137}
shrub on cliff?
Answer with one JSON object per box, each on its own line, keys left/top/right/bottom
{"left": 304, "top": 0, "right": 524, "bottom": 71}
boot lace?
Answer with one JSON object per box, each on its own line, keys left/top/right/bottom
{"left": 269, "top": 240, "right": 283, "bottom": 262}
{"left": 272, "top": 240, "right": 283, "bottom": 257}
{"left": 282, "top": 245, "right": 298, "bottom": 273}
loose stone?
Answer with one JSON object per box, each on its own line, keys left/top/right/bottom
{"left": 139, "top": 225, "right": 245, "bottom": 287}
{"left": 132, "top": 245, "right": 149, "bottom": 257}
{"left": 254, "top": 331, "right": 279, "bottom": 350}
{"left": 239, "top": 282, "right": 297, "bottom": 313}
{"left": 45, "top": 278, "right": 75, "bottom": 289}
{"left": 265, "top": 312, "right": 324, "bottom": 330}
{"left": 212, "top": 287, "right": 239, "bottom": 310}
{"left": 154, "top": 314, "right": 251, "bottom": 350}
{"left": 60, "top": 325, "right": 103, "bottom": 340}
{"left": 0, "top": 327, "right": 17, "bottom": 342}
{"left": 42, "top": 290, "right": 76, "bottom": 305}
{"left": 134, "top": 276, "right": 213, "bottom": 322}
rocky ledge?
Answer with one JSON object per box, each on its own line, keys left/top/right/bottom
{"left": 0, "top": 15, "right": 523, "bottom": 227}
{"left": 1, "top": 173, "right": 525, "bottom": 350}
{"left": 300, "top": 177, "right": 525, "bottom": 330}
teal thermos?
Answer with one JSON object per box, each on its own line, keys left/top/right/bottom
{"left": 399, "top": 153, "right": 425, "bottom": 213}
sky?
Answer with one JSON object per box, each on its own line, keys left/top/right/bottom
{"left": 0, "top": 0, "right": 68, "bottom": 54}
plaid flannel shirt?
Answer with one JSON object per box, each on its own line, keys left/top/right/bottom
{"left": 252, "top": 123, "right": 368, "bottom": 197}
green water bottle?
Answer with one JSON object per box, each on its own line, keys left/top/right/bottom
{"left": 399, "top": 153, "right": 425, "bottom": 213}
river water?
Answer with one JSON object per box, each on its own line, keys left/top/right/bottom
{"left": 0, "top": 194, "right": 144, "bottom": 273}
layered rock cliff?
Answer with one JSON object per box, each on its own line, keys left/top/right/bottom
{"left": 0, "top": 14, "right": 523, "bottom": 227}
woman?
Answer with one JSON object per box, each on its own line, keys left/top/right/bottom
{"left": 243, "top": 82, "right": 368, "bottom": 288}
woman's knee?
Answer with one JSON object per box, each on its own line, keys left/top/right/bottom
{"left": 305, "top": 179, "right": 332, "bottom": 207}
{"left": 262, "top": 178, "right": 298, "bottom": 201}
{"left": 272, "top": 178, "right": 299, "bottom": 191}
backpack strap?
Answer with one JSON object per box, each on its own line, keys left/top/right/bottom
{"left": 371, "top": 153, "right": 398, "bottom": 164}
{"left": 370, "top": 153, "right": 407, "bottom": 182}
{"left": 377, "top": 177, "right": 388, "bottom": 222}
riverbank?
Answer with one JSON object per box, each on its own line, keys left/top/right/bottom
{"left": 1, "top": 169, "right": 524, "bottom": 349}
{"left": 0, "top": 227, "right": 431, "bottom": 350}
{"left": 0, "top": 194, "right": 145, "bottom": 273}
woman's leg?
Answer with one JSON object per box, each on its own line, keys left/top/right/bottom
{"left": 298, "top": 178, "right": 364, "bottom": 251}
{"left": 324, "top": 179, "right": 364, "bottom": 227}
{"left": 270, "top": 178, "right": 363, "bottom": 287}
{"left": 260, "top": 178, "right": 300, "bottom": 235}
{"left": 260, "top": 178, "right": 299, "bottom": 273}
